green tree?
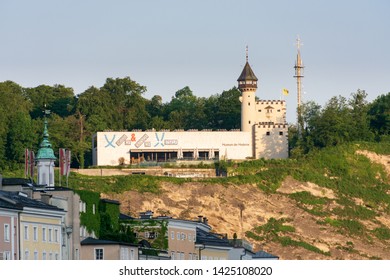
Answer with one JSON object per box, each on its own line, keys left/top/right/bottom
{"left": 214, "top": 87, "right": 241, "bottom": 129}
{"left": 368, "top": 92, "right": 390, "bottom": 139}
{"left": 0, "top": 81, "right": 32, "bottom": 169}
{"left": 6, "top": 112, "right": 36, "bottom": 168}
{"left": 101, "top": 77, "right": 148, "bottom": 130}
{"left": 26, "top": 84, "right": 75, "bottom": 118}
{"left": 349, "top": 90, "right": 373, "bottom": 141}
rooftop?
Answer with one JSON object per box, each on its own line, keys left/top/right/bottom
{"left": 0, "top": 190, "right": 64, "bottom": 212}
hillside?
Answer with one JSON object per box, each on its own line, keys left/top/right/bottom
{"left": 76, "top": 142, "right": 390, "bottom": 259}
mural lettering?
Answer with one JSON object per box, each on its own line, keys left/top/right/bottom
{"left": 164, "top": 139, "right": 178, "bottom": 145}
{"left": 154, "top": 133, "right": 165, "bottom": 147}
{"left": 135, "top": 134, "right": 149, "bottom": 148}
{"left": 116, "top": 134, "right": 128, "bottom": 146}
{"left": 104, "top": 135, "right": 116, "bottom": 148}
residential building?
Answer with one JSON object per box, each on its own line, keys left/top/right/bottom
{"left": 80, "top": 237, "right": 138, "bottom": 260}
{"left": 0, "top": 190, "right": 65, "bottom": 260}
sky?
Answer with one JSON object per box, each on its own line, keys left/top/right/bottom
{"left": 1, "top": 0, "right": 389, "bottom": 123}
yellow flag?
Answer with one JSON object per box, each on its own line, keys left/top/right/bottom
{"left": 282, "top": 88, "right": 289, "bottom": 96}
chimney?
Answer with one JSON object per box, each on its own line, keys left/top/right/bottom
{"left": 40, "top": 193, "right": 52, "bottom": 205}
{"left": 198, "top": 215, "right": 203, "bottom": 222}
{"left": 140, "top": 210, "right": 154, "bottom": 219}
{"left": 203, "top": 217, "right": 208, "bottom": 225}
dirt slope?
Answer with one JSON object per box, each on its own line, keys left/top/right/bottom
{"left": 102, "top": 150, "right": 390, "bottom": 259}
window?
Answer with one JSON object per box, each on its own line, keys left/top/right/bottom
{"left": 4, "top": 224, "right": 10, "bottom": 242}
{"left": 42, "top": 252, "right": 46, "bottom": 260}
{"left": 171, "top": 252, "right": 175, "bottom": 260}
{"left": 42, "top": 228, "right": 47, "bottom": 241}
{"left": 24, "top": 250, "right": 29, "bottom": 260}
{"left": 266, "top": 131, "right": 270, "bottom": 136}
{"left": 24, "top": 225, "right": 29, "bottom": 240}
{"left": 3, "top": 251, "right": 11, "bottom": 260}
{"left": 188, "top": 234, "right": 191, "bottom": 242}
{"left": 34, "top": 251, "right": 38, "bottom": 260}
{"left": 55, "top": 253, "right": 59, "bottom": 260}
{"left": 54, "top": 229, "right": 59, "bottom": 243}
{"left": 130, "top": 249, "right": 135, "bottom": 260}
{"left": 95, "top": 248, "right": 104, "bottom": 260}
{"left": 79, "top": 201, "right": 87, "bottom": 213}
{"left": 177, "top": 232, "right": 181, "bottom": 240}
{"left": 181, "top": 233, "right": 186, "bottom": 240}
{"left": 176, "top": 252, "right": 180, "bottom": 260}
{"left": 171, "top": 231, "right": 174, "bottom": 240}
{"left": 279, "top": 131, "right": 283, "bottom": 136}
{"left": 48, "top": 228, "right": 52, "bottom": 242}
{"left": 33, "top": 226, "right": 38, "bottom": 241}
{"left": 120, "top": 248, "right": 128, "bottom": 260}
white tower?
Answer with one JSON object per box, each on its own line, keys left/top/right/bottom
{"left": 238, "top": 47, "right": 258, "bottom": 132}
{"left": 36, "top": 110, "right": 56, "bottom": 187}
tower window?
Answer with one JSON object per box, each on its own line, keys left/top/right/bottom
{"left": 248, "top": 102, "right": 250, "bottom": 106}
{"left": 266, "top": 132, "right": 270, "bottom": 136}
{"left": 279, "top": 131, "right": 283, "bottom": 136}
{"left": 249, "top": 121, "right": 251, "bottom": 124}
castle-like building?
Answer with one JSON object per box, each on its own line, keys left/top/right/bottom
{"left": 92, "top": 54, "right": 289, "bottom": 166}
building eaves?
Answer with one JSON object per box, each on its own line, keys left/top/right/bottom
{"left": 81, "top": 237, "right": 138, "bottom": 247}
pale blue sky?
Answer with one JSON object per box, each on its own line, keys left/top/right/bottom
{"left": 1, "top": 0, "right": 389, "bottom": 123}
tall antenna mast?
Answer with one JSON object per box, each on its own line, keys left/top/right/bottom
{"left": 294, "top": 36, "right": 304, "bottom": 135}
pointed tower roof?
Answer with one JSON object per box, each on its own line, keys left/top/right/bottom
{"left": 237, "top": 47, "right": 258, "bottom": 82}
{"left": 237, "top": 61, "right": 258, "bottom": 82}
{"left": 36, "top": 111, "right": 56, "bottom": 160}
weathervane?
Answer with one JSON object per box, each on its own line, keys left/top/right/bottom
{"left": 43, "top": 104, "right": 51, "bottom": 117}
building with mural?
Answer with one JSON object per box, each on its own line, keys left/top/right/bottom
{"left": 92, "top": 55, "right": 289, "bottom": 166}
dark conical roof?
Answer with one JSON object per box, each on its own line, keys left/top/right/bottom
{"left": 237, "top": 62, "right": 258, "bottom": 81}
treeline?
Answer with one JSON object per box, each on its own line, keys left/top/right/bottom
{"left": 0, "top": 77, "right": 388, "bottom": 170}
{"left": 0, "top": 77, "right": 241, "bottom": 170}
{"left": 290, "top": 90, "right": 389, "bottom": 157}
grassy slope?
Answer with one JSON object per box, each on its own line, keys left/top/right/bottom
{"left": 3, "top": 141, "right": 389, "bottom": 258}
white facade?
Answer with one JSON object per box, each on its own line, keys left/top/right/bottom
{"left": 37, "top": 159, "right": 55, "bottom": 187}
{"left": 93, "top": 131, "right": 252, "bottom": 166}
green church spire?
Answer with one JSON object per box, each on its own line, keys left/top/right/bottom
{"left": 36, "top": 109, "right": 56, "bottom": 160}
